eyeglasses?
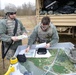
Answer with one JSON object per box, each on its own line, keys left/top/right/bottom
{"left": 9, "top": 12, "right": 16, "bottom": 15}
{"left": 40, "top": 24, "right": 50, "bottom": 31}
{"left": 41, "top": 24, "right": 50, "bottom": 28}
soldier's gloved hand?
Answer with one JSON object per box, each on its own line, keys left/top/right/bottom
{"left": 11, "top": 36, "right": 18, "bottom": 41}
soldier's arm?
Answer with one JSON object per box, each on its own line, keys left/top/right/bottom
{"left": 0, "top": 21, "right": 12, "bottom": 42}
{"left": 25, "top": 25, "right": 38, "bottom": 52}
{"left": 50, "top": 24, "right": 59, "bottom": 46}
{"left": 27, "top": 25, "right": 38, "bottom": 47}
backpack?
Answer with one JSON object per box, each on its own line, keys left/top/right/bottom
{"left": 58, "top": 5, "right": 75, "bottom": 14}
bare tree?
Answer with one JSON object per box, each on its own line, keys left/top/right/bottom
{"left": 21, "top": 2, "right": 36, "bottom": 16}
{"left": 17, "top": 6, "right": 23, "bottom": 16}
{"left": 0, "top": 10, "right": 4, "bottom": 17}
{"left": 26, "top": 2, "right": 35, "bottom": 15}
{"left": 0, "top": 2, "right": 36, "bottom": 16}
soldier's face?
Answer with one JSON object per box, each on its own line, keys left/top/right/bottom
{"left": 41, "top": 24, "right": 50, "bottom": 31}
{"left": 9, "top": 12, "right": 16, "bottom": 19}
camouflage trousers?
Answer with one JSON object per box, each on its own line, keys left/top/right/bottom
{"left": 5, "top": 48, "right": 15, "bottom": 60}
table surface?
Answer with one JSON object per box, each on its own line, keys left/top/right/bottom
{"left": 14, "top": 42, "right": 76, "bottom": 75}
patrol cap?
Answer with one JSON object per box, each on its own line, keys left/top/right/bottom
{"left": 4, "top": 3, "right": 17, "bottom": 13}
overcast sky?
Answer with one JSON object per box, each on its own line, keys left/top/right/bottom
{"left": 0, "top": 0, "right": 35, "bottom": 9}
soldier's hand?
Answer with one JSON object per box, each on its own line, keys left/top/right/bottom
{"left": 45, "top": 43, "right": 50, "bottom": 48}
{"left": 22, "top": 32, "right": 27, "bottom": 35}
{"left": 11, "top": 36, "right": 18, "bottom": 41}
{"left": 25, "top": 46, "right": 30, "bottom": 52}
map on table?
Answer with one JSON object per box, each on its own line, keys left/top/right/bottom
{"left": 27, "top": 49, "right": 76, "bottom": 75}
{"left": 16, "top": 42, "right": 76, "bottom": 75}
{"left": 19, "top": 49, "right": 51, "bottom": 58}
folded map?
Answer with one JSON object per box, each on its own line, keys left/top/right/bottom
{"left": 17, "top": 35, "right": 28, "bottom": 40}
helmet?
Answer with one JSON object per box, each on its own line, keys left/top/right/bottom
{"left": 4, "top": 3, "right": 17, "bottom": 13}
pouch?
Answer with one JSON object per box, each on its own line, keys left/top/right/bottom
{"left": 37, "top": 48, "right": 47, "bottom": 54}
{"left": 17, "top": 54, "right": 26, "bottom": 63}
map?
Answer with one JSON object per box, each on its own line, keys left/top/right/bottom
{"left": 17, "top": 35, "right": 28, "bottom": 40}
{"left": 15, "top": 43, "right": 76, "bottom": 75}
{"left": 19, "top": 49, "right": 51, "bottom": 58}
{"left": 25, "top": 49, "right": 76, "bottom": 75}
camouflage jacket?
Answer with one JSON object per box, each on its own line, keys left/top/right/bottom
{"left": 28, "top": 22, "right": 59, "bottom": 47}
{"left": 0, "top": 18, "right": 27, "bottom": 50}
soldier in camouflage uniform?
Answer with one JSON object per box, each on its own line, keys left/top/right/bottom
{"left": 26, "top": 16, "right": 59, "bottom": 51}
{"left": 0, "top": 3, "right": 27, "bottom": 59}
